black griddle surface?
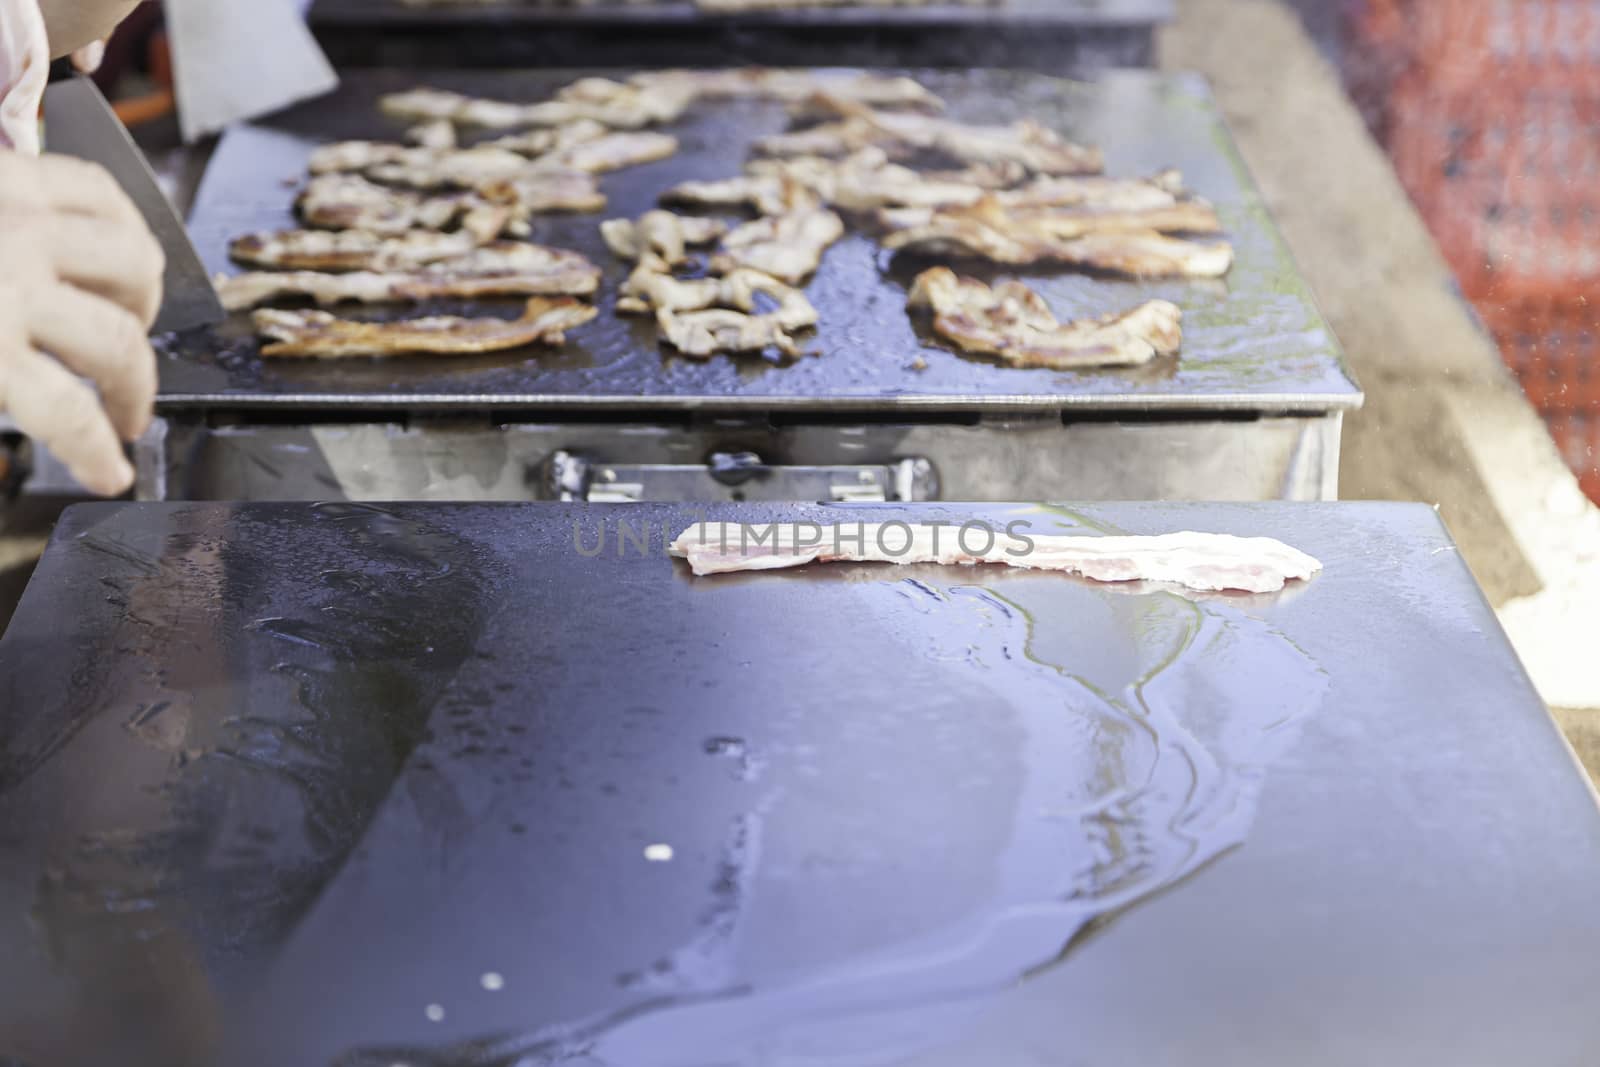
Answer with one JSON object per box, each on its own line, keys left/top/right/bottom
{"left": 1, "top": 501, "right": 1595, "bottom": 1066}
{"left": 172, "top": 69, "right": 1360, "bottom": 414}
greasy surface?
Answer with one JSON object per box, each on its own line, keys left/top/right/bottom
{"left": 2, "top": 501, "right": 1598, "bottom": 1066}
{"left": 170, "top": 69, "right": 1359, "bottom": 414}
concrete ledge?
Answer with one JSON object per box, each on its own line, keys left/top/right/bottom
{"left": 1160, "top": 0, "right": 1600, "bottom": 713}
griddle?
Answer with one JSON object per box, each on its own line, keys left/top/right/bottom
{"left": 2, "top": 501, "right": 1597, "bottom": 1066}
{"left": 307, "top": 0, "right": 1172, "bottom": 72}
{"left": 172, "top": 68, "right": 1359, "bottom": 418}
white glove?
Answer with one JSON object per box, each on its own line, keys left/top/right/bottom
{"left": 0, "top": 150, "right": 162, "bottom": 495}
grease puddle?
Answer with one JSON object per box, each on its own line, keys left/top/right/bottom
{"left": 343, "top": 576, "right": 1328, "bottom": 1067}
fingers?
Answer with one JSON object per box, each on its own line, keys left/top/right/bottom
{"left": 28, "top": 283, "right": 156, "bottom": 441}
{"left": 0, "top": 153, "right": 145, "bottom": 229}
{"left": 0, "top": 348, "right": 134, "bottom": 497}
{"left": 45, "top": 213, "right": 165, "bottom": 328}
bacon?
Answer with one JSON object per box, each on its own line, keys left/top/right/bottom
{"left": 656, "top": 308, "right": 802, "bottom": 359}
{"left": 880, "top": 197, "right": 1233, "bottom": 277}
{"left": 601, "top": 211, "right": 729, "bottom": 265}
{"left": 380, "top": 79, "right": 694, "bottom": 131}
{"left": 628, "top": 68, "right": 942, "bottom": 111}
{"left": 907, "top": 267, "right": 1181, "bottom": 369}
{"left": 806, "top": 97, "right": 1104, "bottom": 176}
{"left": 619, "top": 257, "right": 818, "bottom": 332}
{"left": 228, "top": 229, "right": 481, "bottom": 272}
{"left": 669, "top": 523, "right": 1322, "bottom": 593}
{"left": 710, "top": 208, "right": 845, "bottom": 284}
{"left": 253, "top": 296, "right": 596, "bottom": 359}
{"left": 216, "top": 242, "right": 601, "bottom": 310}
{"left": 660, "top": 173, "right": 815, "bottom": 216}
{"left": 747, "top": 149, "right": 987, "bottom": 212}
{"left": 477, "top": 170, "right": 608, "bottom": 216}
{"left": 534, "top": 130, "right": 679, "bottom": 174}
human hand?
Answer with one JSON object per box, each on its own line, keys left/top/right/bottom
{"left": 0, "top": 150, "right": 162, "bottom": 495}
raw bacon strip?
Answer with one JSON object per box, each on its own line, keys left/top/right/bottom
{"left": 216, "top": 243, "right": 601, "bottom": 310}
{"left": 669, "top": 523, "right": 1321, "bottom": 593}
{"left": 907, "top": 267, "right": 1180, "bottom": 369}
{"left": 253, "top": 296, "right": 596, "bottom": 359}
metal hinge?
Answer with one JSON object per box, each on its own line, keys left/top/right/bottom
{"left": 547, "top": 451, "right": 937, "bottom": 504}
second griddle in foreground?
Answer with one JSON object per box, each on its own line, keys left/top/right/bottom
{"left": 173, "top": 68, "right": 1359, "bottom": 418}
{"left": 2, "top": 501, "right": 1596, "bottom": 1066}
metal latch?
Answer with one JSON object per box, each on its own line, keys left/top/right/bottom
{"left": 547, "top": 451, "right": 937, "bottom": 503}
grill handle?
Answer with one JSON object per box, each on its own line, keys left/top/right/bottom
{"left": 547, "top": 451, "right": 937, "bottom": 504}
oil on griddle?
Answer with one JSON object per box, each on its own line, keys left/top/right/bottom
{"left": 172, "top": 69, "right": 1356, "bottom": 412}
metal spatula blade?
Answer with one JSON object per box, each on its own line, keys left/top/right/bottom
{"left": 41, "top": 65, "right": 225, "bottom": 335}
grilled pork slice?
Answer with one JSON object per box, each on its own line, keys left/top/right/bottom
{"left": 229, "top": 229, "right": 481, "bottom": 272}
{"left": 628, "top": 68, "right": 943, "bottom": 111}
{"left": 253, "top": 296, "right": 596, "bottom": 359}
{"left": 669, "top": 522, "right": 1322, "bottom": 593}
{"left": 906, "top": 266, "right": 1181, "bottom": 369}
{"left": 656, "top": 308, "right": 801, "bottom": 359}
{"left": 710, "top": 209, "right": 845, "bottom": 284}
{"left": 660, "top": 174, "right": 817, "bottom": 217}
{"left": 619, "top": 257, "right": 818, "bottom": 331}
{"left": 217, "top": 243, "right": 602, "bottom": 310}
{"left": 881, "top": 199, "right": 1233, "bottom": 277}
{"left": 601, "top": 211, "right": 729, "bottom": 265}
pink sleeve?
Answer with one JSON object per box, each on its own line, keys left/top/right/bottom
{"left": 0, "top": 0, "right": 48, "bottom": 156}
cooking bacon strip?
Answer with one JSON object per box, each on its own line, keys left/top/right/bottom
{"left": 216, "top": 243, "right": 602, "bottom": 310}
{"left": 229, "top": 229, "right": 482, "bottom": 272}
{"left": 881, "top": 198, "right": 1233, "bottom": 277}
{"left": 627, "top": 68, "right": 943, "bottom": 111}
{"left": 669, "top": 523, "right": 1321, "bottom": 593}
{"left": 253, "top": 296, "right": 596, "bottom": 359}
{"left": 907, "top": 267, "right": 1181, "bottom": 369}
